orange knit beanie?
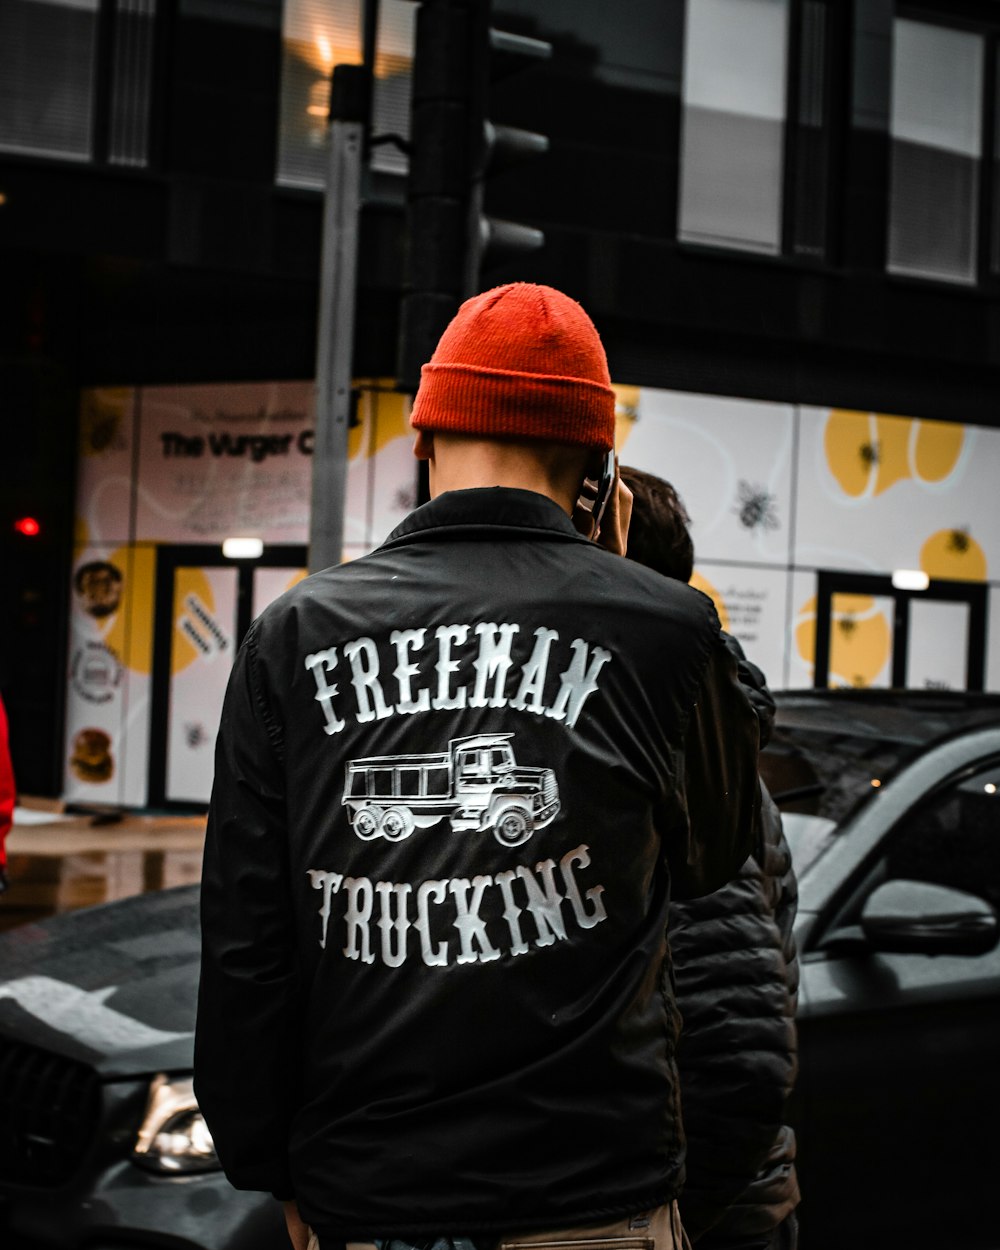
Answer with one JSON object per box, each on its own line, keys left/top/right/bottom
{"left": 410, "top": 283, "right": 616, "bottom": 451}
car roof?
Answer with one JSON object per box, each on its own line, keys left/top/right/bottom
{"left": 771, "top": 689, "right": 1000, "bottom": 750}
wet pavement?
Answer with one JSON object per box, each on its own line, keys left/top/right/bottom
{"left": 1, "top": 801, "right": 206, "bottom": 933}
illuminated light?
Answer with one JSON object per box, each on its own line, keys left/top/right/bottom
{"left": 14, "top": 516, "right": 41, "bottom": 537}
{"left": 870, "top": 778, "right": 882, "bottom": 789}
{"left": 316, "top": 33, "right": 333, "bottom": 67}
{"left": 0, "top": 193, "right": 7, "bottom": 207}
{"left": 986, "top": 783, "right": 997, "bottom": 795}
{"left": 222, "top": 537, "right": 263, "bottom": 559}
{"left": 891, "top": 569, "right": 930, "bottom": 592}
{"left": 307, "top": 78, "right": 331, "bottom": 118}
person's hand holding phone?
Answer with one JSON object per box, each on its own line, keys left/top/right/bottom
{"left": 574, "top": 453, "right": 632, "bottom": 556}
{"left": 597, "top": 467, "right": 632, "bottom": 556}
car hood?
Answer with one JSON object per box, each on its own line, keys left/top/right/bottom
{"left": 0, "top": 885, "right": 199, "bottom": 1079}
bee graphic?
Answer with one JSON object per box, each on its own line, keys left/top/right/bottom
{"left": 859, "top": 440, "right": 881, "bottom": 468}
{"left": 184, "top": 722, "right": 208, "bottom": 749}
{"left": 394, "top": 485, "right": 417, "bottom": 512}
{"left": 735, "top": 481, "right": 780, "bottom": 533}
{"left": 948, "top": 528, "right": 971, "bottom": 554}
{"left": 837, "top": 615, "right": 858, "bottom": 639}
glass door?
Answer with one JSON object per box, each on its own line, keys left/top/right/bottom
{"left": 149, "top": 545, "right": 306, "bottom": 807}
{"left": 813, "top": 570, "right": 987, "bottom": 691}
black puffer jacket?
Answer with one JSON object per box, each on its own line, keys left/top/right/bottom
{"left": 669, "top": 648, "right": 800, "bottom": 1243}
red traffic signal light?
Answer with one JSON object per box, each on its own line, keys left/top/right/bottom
{"left": 14, "top": 516, "right": 41, "bottom": 537}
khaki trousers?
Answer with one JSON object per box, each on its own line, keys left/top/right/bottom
{"left": 307, "top": 1203, "right": 690, "bottom": 1250}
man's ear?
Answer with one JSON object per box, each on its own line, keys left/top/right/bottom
{"left": 413, "top": 429, "right": 434, "bottom": 461}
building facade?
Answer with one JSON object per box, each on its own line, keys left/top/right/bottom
{"left": 2, "top": 0, "right": 999, "bottom": 802}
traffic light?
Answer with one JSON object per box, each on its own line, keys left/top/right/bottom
{"left": 464, "top": 21, "right": 551, "bottom": 290}
{"left": 397, "top": 0, "right": 551, "bottom": 394}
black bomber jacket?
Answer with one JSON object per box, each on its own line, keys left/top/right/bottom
{"left": 194, "top": 488, "right": 760, "bottom": 1240}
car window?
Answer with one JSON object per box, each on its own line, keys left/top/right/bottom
{"left": 761, "top": 727, "right": 906, "bottom": 826}
{"left": 881, "top": 758, "right": 1000, "bottom": 910}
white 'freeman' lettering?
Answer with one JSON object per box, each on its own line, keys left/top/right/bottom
{"left": 304, "top": 621, "right": 609, "bottom": 734}
{"left": 307, "top": 843, "right": 608, "bottom": 965}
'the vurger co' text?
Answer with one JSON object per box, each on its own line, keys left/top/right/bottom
{"left": 160, "top": 429, "right": 314, "bottom": 461}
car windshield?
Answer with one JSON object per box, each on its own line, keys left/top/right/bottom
{"left": 760, "top": 691, "right": 1000, "bottom": 833}
{"left": 779, "top": 812, "right": 838, "bottom": 878}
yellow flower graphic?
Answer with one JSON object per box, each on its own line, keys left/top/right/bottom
{"left": 825, "top": 410, "right": 964, "bottom": 499}
{"left": 919, "top": 529, "right": 987, "bottom": 582}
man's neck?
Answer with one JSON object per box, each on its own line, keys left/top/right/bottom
{"left": 427, "top": 435, "right": 587, "bottom": 517}
{"left": 432, "top": 469, "right": 575, "bottom": 516}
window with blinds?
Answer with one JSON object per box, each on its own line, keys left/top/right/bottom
{"left": 0, "top": 0, "right": 100, "bottom": 161}
{"left": 370, "top": 0, "right": 413, "bottom": 177}
{"left": 678, "top": 0, "right": 790, "bottom": 254}
{"left": 888, "top": 19, "right": 984, "bottom": 285}
{"left": 107, "top": 0, "right": 156, "bottom": 168}
{"left": 0, "top": 0, "right": 156, "bottom": 167}
{"left": 276, "top": 0, "right": 413, "bottom": 188}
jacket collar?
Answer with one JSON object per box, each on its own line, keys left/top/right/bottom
{"left": 381, "top": 487, "right": 589, "bottom": 550}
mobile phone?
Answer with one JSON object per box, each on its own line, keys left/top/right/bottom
{"left": 576, "top": 449, "right": 617, "bottom": 539}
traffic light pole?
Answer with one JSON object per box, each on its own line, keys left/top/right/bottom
{"left": 308, "top": 66, "right": 367, "bottom": 574}
{"left": 397, "top": 0, "right": 475, "bottom": 397}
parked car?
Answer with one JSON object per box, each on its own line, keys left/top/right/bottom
{"left": 0, "top": 691, "right": 998, "bottom": 1250}
{"left": 759, "top": 691, "right": 1000, "bottom": 1250}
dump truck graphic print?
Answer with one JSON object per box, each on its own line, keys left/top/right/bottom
{"left": 343, "top": 733, "right": 560, "bottom": 847}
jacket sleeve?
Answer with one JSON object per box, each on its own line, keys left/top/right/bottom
{"left": 671, "top": 785, "right": 800, "bottom": 1241}
{"left": 665, "top": 635, "right": 761, "bottom": 901}
{"left": 720, "top": 630, "right": 776, "bottom": 749}
{"left": 194, "top": 621, "right": 299, "bottom": 1200}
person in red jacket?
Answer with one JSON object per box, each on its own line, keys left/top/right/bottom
{"left": 0, "top": 693, "right": 15, "bottom": 894}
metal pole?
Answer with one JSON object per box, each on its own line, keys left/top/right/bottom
{"left": 308, "top": 67, "right": 366, "bottom": 574}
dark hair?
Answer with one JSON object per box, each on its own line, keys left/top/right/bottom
{"left": 73, "top": 560, "right": 123, "bottom": 594}
{"left": 620, "top": 465, "right": 694, "bottom": 583}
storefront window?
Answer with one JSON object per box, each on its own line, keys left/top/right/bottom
{"left": 679, "top": 0, "right": 790, "bottom": 254}
{"left": 888, "top": 19, "right": 984, "bottom": 284}
{"left": 276, "top": 0, "right": 413, "bottom": 188}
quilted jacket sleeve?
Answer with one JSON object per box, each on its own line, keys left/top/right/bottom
{"left": 670, "top": 783, "right": 800, "bottom": 1241}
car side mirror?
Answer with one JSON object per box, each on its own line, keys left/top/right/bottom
{"left": 860, "top": 879, "right": 999, "bottom": 956}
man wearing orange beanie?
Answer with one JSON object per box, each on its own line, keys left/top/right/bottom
{"left": 196, "top": 283, "right": 761, "bottom": 1250}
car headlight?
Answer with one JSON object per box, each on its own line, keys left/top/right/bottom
{"left": 132, "top": 1074, "right": 220, "bottom": 1174}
